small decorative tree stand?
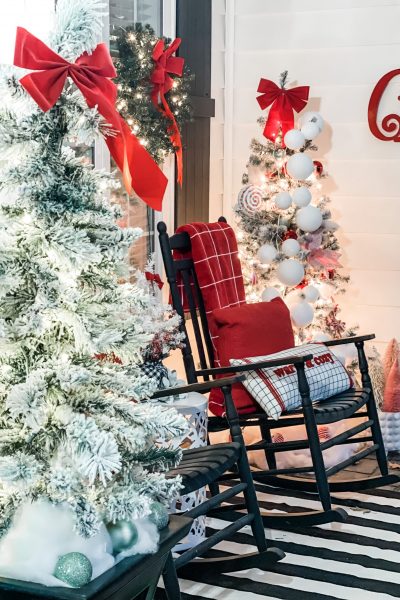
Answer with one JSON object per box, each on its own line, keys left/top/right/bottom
{"left": 0, "top": 515, "right": 192, "bottom": 600}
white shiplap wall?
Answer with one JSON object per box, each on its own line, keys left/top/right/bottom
{"left": 210, "top": 0, "right": 400, "bottom": 353}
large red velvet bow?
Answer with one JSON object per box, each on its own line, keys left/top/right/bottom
{"left": 257, "top": 78, "right": 309, "bottom": 145}
{"left": 151, "top": 38, "right": 184, "bottom": 184}
{"left": 14, "top": 27, "right": 167, "bottom": 211}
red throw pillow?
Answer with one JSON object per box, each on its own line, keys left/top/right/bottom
{"left": 208, "top": 298, "right": 295, "bottom": 416}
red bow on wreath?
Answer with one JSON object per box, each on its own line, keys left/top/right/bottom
{"left": 145, "top": 271, "right": 164, "bottom": 289}
{"left": 14, "top": 27, "right": 167, "bottom": 211}
{"left": 256, "top": 78, "right": 309, "bottom": 145}
{"left": 151, "top": 38, "right": 185, "bottom": 185}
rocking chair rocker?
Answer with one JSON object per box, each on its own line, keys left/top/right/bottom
{"left": 158, "top": 218, "right": 399, "bottom": 528}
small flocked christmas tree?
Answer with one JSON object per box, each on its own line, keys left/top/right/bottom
{"left": 0, "top": 0, "right": 187, "bottom": 582}
{"left": 236, "top": 72, "right": 356, "bottom": 343}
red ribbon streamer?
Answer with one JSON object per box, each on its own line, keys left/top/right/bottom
{"left": 145, "top": 271, "right": 164, "bottom": 289}
{"left": 14, "top": 27, "right": 167, "bottom": 211}
{"left": 151, "top": 38, "right": 184, "bottom": 184}
{"left": 256, "top": 78, "right": 309, "bottom": 145}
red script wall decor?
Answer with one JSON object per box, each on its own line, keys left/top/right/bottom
{"left": 368, "top": 69, "right": 400, "bottom": 142}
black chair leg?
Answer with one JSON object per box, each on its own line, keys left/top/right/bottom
{"left": 356, "top": 341, "right": 389, "bottom": 476}
{"left": 162, "top": 552, "right": 181, "bottom": 600}
{"left": 222, "top": 384, "right": 268, "bottom": 553}
{"left": 260, "top": 421, "right": 277, "bottom": 470}
{"left": 296, "top": 364, "right": 332, "bottom": 512}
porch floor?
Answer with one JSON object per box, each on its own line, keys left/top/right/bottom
{"left": 158, "top": 454, "right": 400, "bottom": 600}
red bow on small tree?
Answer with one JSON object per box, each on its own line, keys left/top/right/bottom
{"left": 14, "top": 27, "right": 167, "bottom": 211}
{"left": 151, "top": 38, "right": 185, "bottom": 184}
{"left": 256, "top": 77, "right": 309, "bottom": 145}
{"left": 145, "top": 271, "right": 164, "bottom": 290}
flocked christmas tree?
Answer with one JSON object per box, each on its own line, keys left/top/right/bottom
{"left": 236, "top": 72, "right": 356, "bottom": 343}
{"left": 0, "top": 0, "right": 187, "bottom": 584}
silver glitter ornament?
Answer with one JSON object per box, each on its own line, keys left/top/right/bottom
{"left": 107, "top": 520, "right": 139, "bottom": 553}
{"left": 54, "top": 552, "right": 92, "bottom": 588}
{"left": 149, "top": 501, "right": 169, "bottom": 530}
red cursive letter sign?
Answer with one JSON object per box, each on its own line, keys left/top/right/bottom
{"left": 368, "top": 69, "right": 400, "bottom": 142}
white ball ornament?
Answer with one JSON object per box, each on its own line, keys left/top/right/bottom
{"left": 257, "top": 244, "right": 277, "bottom": 264}
{"left": 301, "top": 121, "right": 321, "bottom": 141}
{"left": 303, "top": 285, "right": 320, "bottom": 303}
{"left": 274, "top": 191, "right": 292, "bottom": 210}
{"left": 284, "top": 129, "right": 305, "bottom": 150}
{"left": 290, "top": 301, "right": 314, "bottom": 328}
{"left": 261, "top": 287, "right": 281, "bottom": 302}
{"left": 296, "top": 205, "right": 323, "bottom": 232}
{"left": 276, "top": 259, "right": 305, "bottom": 287}
{"left": 299, "top": 111, "right": 324, "bottom": 133}
{"left": 286, "top": 153, "right": 314, "bottom": 180}
{"left": 292, "top": 186, "right": 312, "bottom": 207}
{"left": 281, "top": 238, "right": 300, "bottom": 257}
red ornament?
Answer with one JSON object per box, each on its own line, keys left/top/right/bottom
{"left": 328, "top": 269, "right": 336, "bottom": 280}
{"left": 295, "top": 278, "right": 308, "bottom": 289}
{"left": 256, "top": 78, "right": 309, "bottom": 144}
{"left": 95, "top": 353, "right": 122, "bottom": 364}
{"left": 283, "top": 229, "right": 298, "bottom": 241}
{"left": 151, "top": 38, "right": 185, "bottom": 184}
{"left": 14, "top": 27, "right": 167, "bottom": 211}
{"left": 368, "top": 69, "right": 400, "bottom": 142}
{"left": 313, "top": 160, "right": 324, "bottom": 177}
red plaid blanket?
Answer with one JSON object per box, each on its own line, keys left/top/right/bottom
{"left": 174, "top": 222, "right": 246, "bottom": 364}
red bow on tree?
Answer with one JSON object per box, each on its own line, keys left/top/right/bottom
{"left": 256, "top": 78, "right": 309, "bottom": 145}
{"left": 145, "top": 271, "right": 164, "bottom": 289}
{"left": 151, "top": 38, "right": 185, "bottom": 184}
{"left": 14, "top": 27, "right": 167, "bottom": 211}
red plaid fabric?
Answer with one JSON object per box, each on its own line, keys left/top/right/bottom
{"left": 174, "top": 221, "right": 246, "bottom": 364}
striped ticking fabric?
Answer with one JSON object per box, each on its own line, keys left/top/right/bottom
{"left": 157, "top": 476, "right": 400, "bottom": 599}
{"left": 230, "top": 343, "right": 352, "bottom": 420}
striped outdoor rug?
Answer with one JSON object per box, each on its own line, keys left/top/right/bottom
{"left": 162, "top": 481, "right": 400, "bottom": 600}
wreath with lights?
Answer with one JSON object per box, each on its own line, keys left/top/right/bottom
{"left": 113, "top": 23, "right": 193, "bottom": 168}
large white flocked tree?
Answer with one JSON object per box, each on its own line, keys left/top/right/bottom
{"left": 0, "top": 0, "right": 187, "bottom": 544}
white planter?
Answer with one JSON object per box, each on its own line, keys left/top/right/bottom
{"left": 379, "top": 410, "right": 400, "bottom": 452}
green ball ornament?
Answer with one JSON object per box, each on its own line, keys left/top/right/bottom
{"left": 54, "top": 552, "right": 92, "bottom": 588}
{"left": 149, "top": 501, "right": 169, "bottom": 530}
{"left": 107, "top": 520, "right": 139, "bottom": 554}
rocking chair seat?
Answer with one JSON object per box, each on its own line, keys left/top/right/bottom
{"left": 294, "top": 387, "right": 370, "bottom": 425}
{"left": 167, "top": 443, "right": 241, "bottom": 494}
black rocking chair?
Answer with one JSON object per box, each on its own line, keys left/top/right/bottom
{"left": 158, "top": 218, "right": 399, "bottom": 529}
{"left": 151, "top": 378, "right": 284, "bottom": 599}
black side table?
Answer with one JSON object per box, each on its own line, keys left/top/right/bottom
{"left": 0, "top": 515, "right": 192, "bottom": 600}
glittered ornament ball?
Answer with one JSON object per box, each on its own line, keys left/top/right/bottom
{"left": 299, "top": 111, "right": 324, "bottom": 133}
{"left": 274, "top": 191, "right": 292, "bottom": 210}
{"left": 149, "top": 501, "right": 170, "bottom": 530}
{"left": 290, "top": 301, "right": 314, "bottom": 327}
{"left": 54, "top": 552, "right": 93, "bottom": 588}
{"left": 292, "top": 186, "right": 312, "bottom": 207}
{"left": 296, "top": 205, "right": 323, "bottom": 232}
{"left": 301, "top": 121, "right": 321, "bottom": 140}
{"left": 258, "top": 243, "right": 277, "bottom": 264}
{"left": 276, "top": 259, "right": 305, "bottom": 287}
{"left": 107, "top": 520, "right": 139, "bottom": 553}
{"left": 237, "top": 184, "right": 263, "bottom": 216}
{"left": 284, "top": 128, "right": 305, "bottom": 150}
{"left": 286, "top": 153, "right": 314, "bottom": 180}
{"left": 281, "top": 238, "right": 300, "bottom": 257}
{"left": 261, "top": 287, "right": 280, "bottom": 302}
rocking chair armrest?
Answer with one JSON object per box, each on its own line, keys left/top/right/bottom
{"left": 324, "top": 333, "right": 375, "bottom": 347}
{"left": 150, "top": 375, "right": 246, "bottom": 400}
{"left": 195, "top": 354, "right": 313, "bottom": 377}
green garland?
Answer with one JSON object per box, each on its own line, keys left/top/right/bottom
{"left": 113, "top": 23, "right": 193, "bottom": 165}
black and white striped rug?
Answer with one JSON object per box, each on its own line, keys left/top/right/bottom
{"left": 167, "top": 482, "right": 400, "bottom": 600}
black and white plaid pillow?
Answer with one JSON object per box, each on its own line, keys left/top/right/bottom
{"left": 230, "top": 343, "right": 352, "bottom": 420}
